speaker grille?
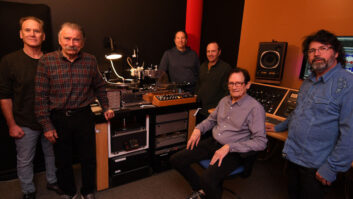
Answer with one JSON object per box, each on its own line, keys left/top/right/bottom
{"left": 255, "top": 42, "right": 288, "bottom": 83}
{"left": 260, "top": 50, "right": 280, "bottom": 69}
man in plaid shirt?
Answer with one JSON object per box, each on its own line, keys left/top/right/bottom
{"left": 35, "top": 22, "right": 114, "bottom": 199}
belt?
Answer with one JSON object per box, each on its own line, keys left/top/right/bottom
{"left": 52, "top": 106, "right": 91, "bottom": 117}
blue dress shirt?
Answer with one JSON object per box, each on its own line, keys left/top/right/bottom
{"left": 275, "top": 63, "right": 353, "bottom": 182}
{"left": 196, "top": 94, "right": 267, "bottom": 153}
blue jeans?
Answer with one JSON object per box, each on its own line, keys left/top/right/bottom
{"left": 15, "top": 126, "right": 57, "bottom": 194}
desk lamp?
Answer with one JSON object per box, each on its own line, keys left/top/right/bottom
{"left": 105, "top": 37, "right": 125, "bottom": 81}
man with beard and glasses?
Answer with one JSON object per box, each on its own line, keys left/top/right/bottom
{"left": 35, "top": 22, "right": 114, "bottom": 199}
{"left": 266, "top": 29, "right": 353, "bottom": 199}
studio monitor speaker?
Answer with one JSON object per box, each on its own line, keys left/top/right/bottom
{"left": 255, "top": 41, "right": 288, "bottom": 83}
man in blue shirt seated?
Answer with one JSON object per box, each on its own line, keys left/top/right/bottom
{"left": 266, "top": 29, "right": 353, "bottom": 199}
{"left": 170, "top": 68, "right": 267, "bottom": 199}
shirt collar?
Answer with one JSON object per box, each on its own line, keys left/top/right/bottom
{"left": 226, "top": 93, "right": 249, "bottom": 106}
{"left": 173, "top": 46, "right": 190, "bottom": 54}
{"left": 208, "top": 59, "right": 221, "bottom": 69}
{"left": 309, "top": 63, "right": 342, "bottom": 83}
{"left": 58, "top": 50, "right": 82, "bottom": 62}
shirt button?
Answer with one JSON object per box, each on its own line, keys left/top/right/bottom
{"left": 224, "top": 125, "right": 226, "bottom": 128}
{"left": 227, "top": 117, "right": 230, "bottom": 119}
{"left": 218, "top": 133, "right": 221, "bottom": 136}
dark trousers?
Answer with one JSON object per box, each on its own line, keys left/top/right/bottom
{"left": 51, "top": 107, "right": 96, "bottom": 196}
{"left": 170, "top": 137, "right": 244, "bottom": 199}
{"left": 287, "top": 161, "right": 329, "bottom": 199}
{"left": 196, "top": 111, "right": 208, "bottom": 125}
{"left": 196, "top": 112, "right": 212, "bottom": 140}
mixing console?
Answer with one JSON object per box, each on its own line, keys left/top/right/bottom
{"left": 248, "top": 82, "right": 298, "bottom": 123}
{"left": 152, "top": 93, "right": 196, "bottom": 107}
{"left": 248, "top": 83, "right": 287, "bottom": 114}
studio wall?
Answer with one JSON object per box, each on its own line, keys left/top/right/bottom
{"left": 1, "top": 0, "right": 245, "bottom": 71}
{"left": 238, "top": 0, "right": 353, "bottom": 89}
{"left": 1, "top": 0, "right": 187, "bottom": 73}
{"left": 199, "top": 0, "right": 244, "bottom": 66}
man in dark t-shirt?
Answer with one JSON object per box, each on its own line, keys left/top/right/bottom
{"left": 159, "top": 30, "right": 200, "bottom": 93}
{"left": 0, "top": 16, "right": 61, "bottom": 199}
{"left": 195, "top": 42, "right": 232, "bottom": 123}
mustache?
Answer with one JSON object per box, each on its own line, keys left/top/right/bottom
{"left": 63, "top": 46, "right": 79, "bottom": 51}
{"left": 312, "top": 57, "right": 325, "bottom": 62}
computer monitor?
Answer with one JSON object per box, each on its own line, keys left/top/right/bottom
{"left": 299, "top": 36, "right": 353, "bottom": 79}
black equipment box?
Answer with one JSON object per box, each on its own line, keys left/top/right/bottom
{"left": 109, "top": 150, "right": 151, "bottom": 187}
{"left": 151, "top": 111, "right": 188, "bottom": 172}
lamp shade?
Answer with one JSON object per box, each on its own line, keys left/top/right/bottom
{"left": 105, "top": 53, "right": 122, "bottom": 60}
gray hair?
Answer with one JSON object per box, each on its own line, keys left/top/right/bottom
{"left": 58, "top": 22, "right": 85, "bottom": 38}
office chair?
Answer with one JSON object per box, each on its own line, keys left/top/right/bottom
{"left": 199, "top": 152, "right": 258, "bottom": 199}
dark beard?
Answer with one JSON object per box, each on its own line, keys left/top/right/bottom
{"left": 310, "top": 58, "right": 328, "bottom": 74}
{"left": 310, "top": 54, "right": 336, "bottom": 74}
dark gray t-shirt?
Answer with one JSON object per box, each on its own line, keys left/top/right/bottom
{"left": 0, "top": 50, "right": 42, "bottom": 130}
{"left": 159, "top": 47, "right": 199, "bottom": 92}
{"left": 196, "top": 60, "right": 232, "bottom": 115}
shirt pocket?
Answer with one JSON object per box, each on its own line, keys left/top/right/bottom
{"left": 312, "top": 96, "right": 331, "bottom": 114}
{"left": 307, "top": 96, "right": 336, "bottom": 142}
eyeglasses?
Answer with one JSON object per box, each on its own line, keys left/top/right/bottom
{"left": 228, "top": 82, "right": 245, "bottom": 87}
{"left": 307, "top": 46, "right": 333, "bottom": 55}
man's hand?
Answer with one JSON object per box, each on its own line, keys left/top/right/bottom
{"left": 44, "top": 130, "right": 58, "bottom": 144}
{"left": 9, "top": 124, "right": 25, "bottom": 138}
{"left": 316, "top": 171, "right": 332, "bottom": 186}
{"left": 210, "top": 144, "right": 230, "bottom": 167}
{"left": 104, "top": 109, "right": 115, "bottom": 120}
{"left": 265, "top": 124, "right": 275, "bottom": 132}
{"left": 186, "top": 129, "right": 201, "bottom": 150}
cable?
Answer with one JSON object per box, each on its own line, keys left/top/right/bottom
{"left": 96, "top": 63, "right": 132, "bottom": 86}
{"left": 109, "top": 59, "right": 125, "bottom": 81}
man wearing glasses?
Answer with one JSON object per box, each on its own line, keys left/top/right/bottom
{"left": 170, "top": 68, "right": 267, "bottom": 199}
{"left": 266, "top": 29, "right": 353, "bottom": 199}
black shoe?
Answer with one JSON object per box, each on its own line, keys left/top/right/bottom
{"left": 60, "top": 193, "right": 81, "bottom": 199}
{"left": 83, "top": 193, "right": 95, "bottom": 199}
{"left": 47, "top": 182, "right": 64, "bottom": 195}
{"left": 187, "top": 191, "right": 206, "bottom": 199}
{"left": 23, "top": 192, "right": 35, "bottom": 199}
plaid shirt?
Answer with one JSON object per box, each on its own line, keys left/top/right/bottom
{"left": 35, "top": 50, "right": 108, "bottom": 132}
